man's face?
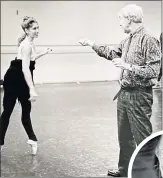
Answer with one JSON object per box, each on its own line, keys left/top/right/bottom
{"left": 119, "top": 15, "right": 131, "bottom": 34}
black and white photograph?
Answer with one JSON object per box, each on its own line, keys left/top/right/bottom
{"left": 0, "top": 1, "right": 162, "bottom": 178}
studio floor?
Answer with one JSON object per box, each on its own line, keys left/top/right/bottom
{"left": 1, "top": 81, "right": 162, "bottom": 177}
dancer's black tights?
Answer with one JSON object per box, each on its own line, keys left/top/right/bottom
{"left": 0, "top": 90, "right": 37, "bottom": 145}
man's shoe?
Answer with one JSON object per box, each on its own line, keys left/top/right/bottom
{"left": 107, "top": 170, "right": 122, "bottom": 177}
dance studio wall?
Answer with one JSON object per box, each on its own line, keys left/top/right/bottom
{"left": 1, "top": 1, "right": 161, "bottom": 83}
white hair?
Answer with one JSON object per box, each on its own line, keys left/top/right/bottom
{"left": 118, "top": 4, "right": 143, "bottom": 23}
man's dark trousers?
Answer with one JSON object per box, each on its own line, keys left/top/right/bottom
{"left": 117, "top": 87, "right": 153, "bottom": 176}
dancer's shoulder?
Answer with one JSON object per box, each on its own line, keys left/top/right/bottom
{"left": 19, "top": 41, "right": 32, "bottom": 54}
{"left": 20, "top": 39, "right": 32, "bottom": 49}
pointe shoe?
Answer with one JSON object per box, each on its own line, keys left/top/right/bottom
{"left": 27, "top": 140, "right": 37, "bottom": 155}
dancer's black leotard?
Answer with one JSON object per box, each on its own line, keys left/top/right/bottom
{"left": 3, "top": 58, "right": 36, "bottom": 99}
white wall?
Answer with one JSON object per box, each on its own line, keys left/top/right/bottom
{"left": 1, "top": 1, "right": 161, "bottom": 83}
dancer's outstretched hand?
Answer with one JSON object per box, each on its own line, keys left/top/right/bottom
{"left": 44, "top": 48, "right": 52, "bottom": 54}
{"left": 79, "top": 39, "right": 95, "bottom": 47}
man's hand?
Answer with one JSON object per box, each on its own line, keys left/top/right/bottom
{"left": 79, "top": 38, "right": 95, "bottom": 47}
{"left": 112, "top": 58, "right": 131, "bottom": 70}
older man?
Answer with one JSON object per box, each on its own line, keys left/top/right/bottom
{"left": 79, "top": 4, "right": 161, "bottom": 177}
